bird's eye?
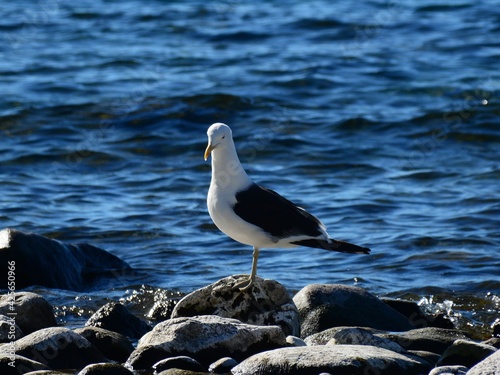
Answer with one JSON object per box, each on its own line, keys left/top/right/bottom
{"left": 222, "top": 135, "right": 225, "bottom": 139}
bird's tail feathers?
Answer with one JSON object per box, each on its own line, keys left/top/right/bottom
{"left": 291, "top": 238, "right": 370, "bottom": 254}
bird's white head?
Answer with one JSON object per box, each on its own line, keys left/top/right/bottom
{"left": 204, "top": 123, "right": 233, "bottom": 161}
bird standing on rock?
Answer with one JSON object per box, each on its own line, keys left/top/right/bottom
{"left": 204, "top": 123, "right": 370, "bottom": 291}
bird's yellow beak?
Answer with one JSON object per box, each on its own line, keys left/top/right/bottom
{"left": 204, "top": 143, "right": 216, "bottom": 161}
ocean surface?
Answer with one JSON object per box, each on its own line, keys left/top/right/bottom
{"left": 1, "top": 0, "right": 499, "bottom": 338}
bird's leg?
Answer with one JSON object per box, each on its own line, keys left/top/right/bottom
{"left": 233, "top": 247, "right": 260, "bottom": 291}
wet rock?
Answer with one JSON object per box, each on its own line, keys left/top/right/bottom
{"left": 381, "top": 298, "right": 454, "bottom": 329}
{"left": 86, "top": 302, "right": 152, "bottom": 339}
{"left": 293, "top": 284, "right": 413, "bottom": 338}
{"left": 0, "top": 228, "right": 131, "bottom": 291}
{"left": 78, "top": 363, "right": 134, "bottom": 375}
{"left": 0, "top": 354, "right": 49, "bottom": 374}
{"left": 326, "top": 327, "right": 407, "bottom": 354}
{"left": 304, "top": 326, "right": 383, "bottom": 346}
{"left": 171, "top": 275, "right": 300, "bottom": 336}
{"left": 428, "top": 365, "right": 468, "bottom": 375}
{"left": 231, "top": 345, "right": 432, "bottom": 375}
{"left": 75, "top": 326, "right": 134, "bottom": 362}
{"left": 21, "top": 371, "right": 69, "bottom": 375}
{"left": 377, "top": 327, "right": 469, "bottom": 354}
{"left": 381, "top": 298, "right": 428, "bottom": 326}
{"left": 0, "top": 292, "right": 56, "bottom": 335}
{"left": 493, "top": 321, "right": 500, "bottom": 337}
{"left": 208, "top": 357, "right": 239, "bottom": 373}
{"left": 426, "top": 313, "right": 455, "bottom": 329}
{"left": 126, "top": 315, "right": 287, "bottom": 369}
{"left": 0, "top": 314, "right": 23, "bottom": 342}
{"left": 153, "top": 356, "right": 205, "bottom": 373}
{"left": 6, "top": 327, "right": 108, "bottom": 369}
{"left": 467, "top": 349, "right": 500, "bottom": 375}
{"left": 147, "top": 297, "right": 179, "bottom": 321}
{"left": 436, "top": 339, "right": 497, "bottom": 368}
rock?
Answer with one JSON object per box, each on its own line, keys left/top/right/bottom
{"left": 0, "top": 292, "right": 56, "bottom": 334}
{"left": 0, "top": 228, "right": 131, "bottom": 291}
{"left": 482, "top": 337, "right": 500, "bottom": 349}
{"left": 325, "top": 327, "right": 407, "bottom": 354}
{"left": 147, "top": 297, "right": 179, "bottom": 321}
{"left": 381, "top": 298, "right": 454, "bottom": 329}
{"left": 20, "top": 371, "right": 69, "bottom": 375}
{"left": 126, "top": 315, "right": 287, "bottom": 369}
{"left": 293, "top": 284, "right": 413, "bottom": 338}
{"left": 171, "top": 275, "right": 300, "bottom": 336}
{"left": 85, "top": 302, "right": 151, "bottom": 339}
{"left": 157, "top": 370, "right": 208, "bottom": 375}
{"left": 286, "top": 335, "right": 307, "bottom": 347}
{"left": 426, "top": 313, "right": 455, "bottom": 329}
{"left": 78, "top": 363, "right": 134, "bottom": 375}
{"left": 436, "top": 339, "right": 497, "bottom": 368}
{"left": 381, "top": 298, "right": 428, "bottom": 326}
{"left": 304, "top": 326, "right": 383, "bottom": 346}
{"left": 0, "top": 354, "right": 49, "bottom": 374}
{"left": 467, "top": 349, "right": 500, "bottom": 375}
{"left": 0, "top": 314, "right": 23, "bottom": 342}
{"left": 74, "top": 326, "right": 134, "bottom": 362}
{"left": 377, "top": 327, "right": 469, "bottom": 354}
{"left": 4, "top": 327, "right": 108, "bottom": 369}
{"left": 208, "top": 357, "right": 239, "bottom": 373}
{"left": 153, "top": 356, "right": 205, "bottom": 373}
{"left": 408, "top": 350, "right": 440, "bottom": 366}
{"left": 428, "top": 365, "right": 468, "bottom": 375}
{"left": 231, "top": 345, "right": 432, "bottom": 375}
{"left": 493, "top": 320, "right": 500, "bottom": 337}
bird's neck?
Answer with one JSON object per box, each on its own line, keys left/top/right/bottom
{"left": 211, "top": 143, "right": 252, "bottom": 190}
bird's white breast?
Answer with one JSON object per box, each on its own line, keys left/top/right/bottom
{"left": 207, "top": 183, "right": 275, "bottom": 248}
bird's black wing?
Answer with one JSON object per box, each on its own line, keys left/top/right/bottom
{"left": 233, "top": 183, "right": 324, "bottom": 240}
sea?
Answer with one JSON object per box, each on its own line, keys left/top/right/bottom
{"left": 1, "top": 0, "right": 499, "bottom": 339}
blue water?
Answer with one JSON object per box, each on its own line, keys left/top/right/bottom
{"left": 1, "top": 1, "right": 499, "bottom": 336}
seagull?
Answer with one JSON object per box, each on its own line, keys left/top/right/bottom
{"left": 204, "top": 123, "right": 370, "bottom": 291}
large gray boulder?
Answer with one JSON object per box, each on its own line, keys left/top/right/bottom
{"left": 231, "top": 345, "right": 431, "bottom": 375}
{"left": 171, "top": 275, "right": 300, "bottom": 336}
{"left": 304, "top": 326, "right": 384, "bottom": 346}
{"left": 0, "top": 228, "right": 130, "bottom": 291}
{"left": 293, "top": 284, "right": 413, "bottom": 338}
{"left": 3, "top": 327, "right": 108, "bottom": 369}
{"left": 466, "top": 349, "right": 500, "bottom": 375}
{"left": 326, "top": 327, "right": 407, "bottom": 354}
{"left": 0, "top": 292, "right": 56, "bottom": 335}
{"left": 126, "top": 315, "right": 287, "bottom": 370}
{"left": 378, "top": 327, "right": 469, "bottom": 354}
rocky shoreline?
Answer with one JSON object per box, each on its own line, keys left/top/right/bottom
{"left": 0, "top": 277, "right": 499, "bottom": 375}
{"left": 0, "top": 229, "right": 499, "bottom": 374}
